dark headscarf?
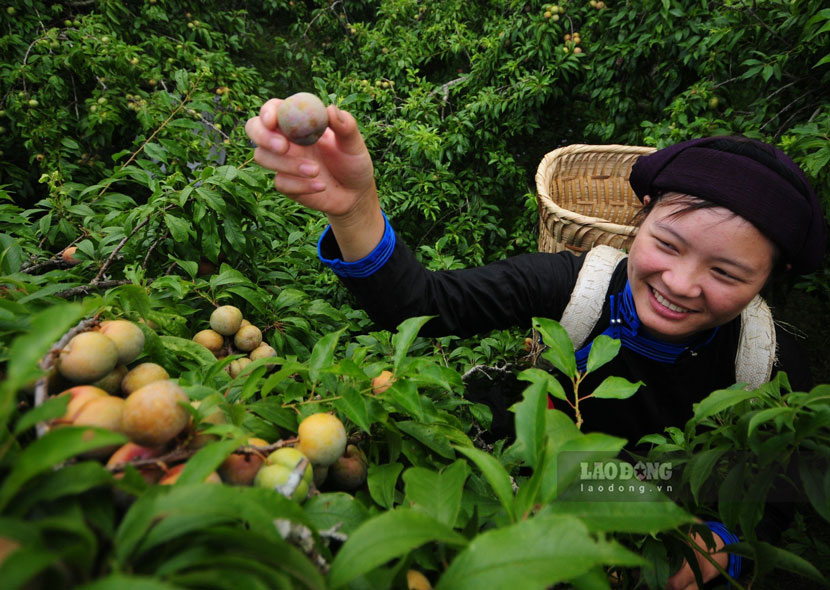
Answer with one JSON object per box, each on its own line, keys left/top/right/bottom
{"left": 629, "top": 136, "right": 826, "bottom": 274}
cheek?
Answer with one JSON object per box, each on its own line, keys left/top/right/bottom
{"left": 627, "top": 244, "right": 663, "bottom": 279}
{"left": 704, "top": 283, "right": 759, "bottom": 318}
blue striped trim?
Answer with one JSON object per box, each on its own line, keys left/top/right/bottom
{"left": 317, "top": 211, "right": 396, "bottom": 278}
{"left": 575, "top": 281, "right": 719, "bottom": 371}
{"left": 705, "top": 520, "right": 742, "bottom": 583}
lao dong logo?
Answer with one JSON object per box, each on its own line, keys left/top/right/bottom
{"left": 577, "top": 460, "right": 674, "bottom": 498}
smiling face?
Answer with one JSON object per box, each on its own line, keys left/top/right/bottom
{"left": 627, "top": 195, "right": 776, "bottom": 342}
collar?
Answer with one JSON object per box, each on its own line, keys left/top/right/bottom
{"left": 575, "top": 281, "right": 719, "bottom": 370}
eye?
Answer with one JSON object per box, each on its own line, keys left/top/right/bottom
{"left": 713, "top": 267, "right": 739, "bottom": 281}
{"left": 655, "top": 238, "right": 677, "bottom": 251}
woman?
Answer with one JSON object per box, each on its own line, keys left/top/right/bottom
{"left": 245, "top": 100, "right": 826, "bottom": 589}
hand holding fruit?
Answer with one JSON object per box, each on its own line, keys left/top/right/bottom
{"left": 245, "top": 95, "right": 377, "bottom": 219}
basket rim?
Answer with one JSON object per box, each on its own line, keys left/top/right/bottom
{"left": 535, "top": 143, "right": 656, "bottom": 234}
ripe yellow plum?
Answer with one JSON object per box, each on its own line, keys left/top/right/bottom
{"left": 297, "top": 413, "right": 347, "bottom": 468}
{"left": 233, "top": 324, "right": 262, "bottom": 352}
{"left": 249, "top": 343, "right": 276, "bottom": 361}
{"left": 193, "top": 329, "right": 224, "bottom": 354}
{"left": 99, "top": 320, "right": 145, "bottom": 364}
{"left": 407, "top": 570, "right": 432, "bottom": 590}
{"left": 58, "top": 331, "right": 119, "bottom": 383}
{"left": 122, "top": 362, "right": 169, "bottom": 395}
{"left": 92, "top": 364, "right": 128, "bottom": 395}
{"left": 371, "top": 370, "right": 395, "bottom": 394}
{"left": 57, "top": 385, "right": 109, "bottom": 422}
{"left": 122, "top": 380, "right": 190, "bottom": 447}
{"left": 226, "top": 357, "right": 251, "bottom": 378}
{"left": 210, "top": 305, "right": 243, "bottom": 336}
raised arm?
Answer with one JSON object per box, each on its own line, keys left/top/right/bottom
{"left": 244, "top": 99, "right": 385, "bottom": 261}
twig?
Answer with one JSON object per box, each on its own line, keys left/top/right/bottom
{"left": 142, "top": 230, "right": 169, "bottom": 270}
{"left": 105, "top": 438, "right": 298, "bottom": 474}
{"left": 712, "top": 76, "right": 741, "bottom": 89}
{"left": 461, "top": 363, "right": 515, "bottom": 381}
{"left": 91, "top": 203, "right": 175, "bottom": 285}
{"left": 760, "top": 90, "right": 815, "bottom": 132}
{"left": 93, "top": 71, "right": 207, "bottom": 200}
{"left": 428, "top": 75, "right": 469, "bottom": 104}
{"left": 21, "top": 257, "right": 62, "bottom": 274}
{"left": 54, "top": 279, "right": 137, "bottom": 299}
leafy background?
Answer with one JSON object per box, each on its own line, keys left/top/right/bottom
{"left": 1, "top": 0, "right": 829, "bottom": 588}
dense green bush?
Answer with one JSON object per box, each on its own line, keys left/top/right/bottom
{"left": 1, "top": 0, "right": 828, "bottom": 588}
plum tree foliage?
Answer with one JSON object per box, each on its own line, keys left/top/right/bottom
{"left": 0, "top": 0, "right": 829, "bottom": 589}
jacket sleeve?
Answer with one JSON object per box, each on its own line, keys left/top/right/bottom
{"left": 317, "top": 220, "right": 584, "bottom": 338}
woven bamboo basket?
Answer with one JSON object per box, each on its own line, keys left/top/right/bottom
{"left": 535, "top": 144, "right": 657, "bottom": 254}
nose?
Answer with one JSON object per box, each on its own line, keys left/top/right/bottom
{"left": 661, "top": 261, "right": 703, "bottom": 299}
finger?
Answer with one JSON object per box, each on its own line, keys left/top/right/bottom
{"left": 246, "top": 118, "right": 289, "bottom": 153}
{"left": 325, "top": 105, "right": 366, "bottom": 155}
{"left": 273, "top": 173, "right": 326, "bottom": 197}
{"left": 259, "top": 98, "right": 283, "bottom": 131}
{"left": 253, "top": 147, "right": 319, "bottom": 177}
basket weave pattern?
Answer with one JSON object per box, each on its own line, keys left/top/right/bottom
{"left": 535, "top": 144, "right": 656, "bottom": 254}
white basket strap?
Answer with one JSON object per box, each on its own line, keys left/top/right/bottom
{"left": 736, "top": 295, "right": 776, "bottom": 389}
{"left": 559, "top": 245, "right": 627, "bottom": 350}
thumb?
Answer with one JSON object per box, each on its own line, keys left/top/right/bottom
{"left": 326, "top": 105, "right": 366, "bottom": 155}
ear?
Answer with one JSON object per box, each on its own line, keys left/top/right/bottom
{"left": 642, "top": 195, "right": 652, "bottom": 206}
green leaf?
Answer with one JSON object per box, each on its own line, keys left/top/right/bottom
{"left": 729, "top": 541, "right": 830, "bottom": 586}
{"left": 332, "top": 385, "right": 371, "bottom": 434}
{"left": 367, "top": 462, "right": 403, "bottom": 509}
{"left": 747, "top": 407, "right": 791, "bottom": 437}
{"left": 79, "top": 574, "right": 186, "bottom": 590}
{"left": 164, "top": 214, "right": 193, "bottom": 242}
{"left": 511, "top": 376, "right": 548, "bottom": 469}
{"left": 402, "top": 460, "right": 470, "bottom": 527}
{"left": 159, "top": 336, "right": 217, "bottom": 368}
{"left": 0, "top": 546, "right": 60, "bottom": 590}
{"left": 0, "top": 427, "right": 126, "bottom": 511}
{"left": 13, "top": 395, "right": 69, "bottom": 435}
{"left": 585, "top": 335, "right": 621, "bottom": 374}
{"left": 12, "top": 461, "right": 113, "bottom": 515}
{"left": 1, "top": 303, "right": 85, "bottom": 428}
{"left": 115, "top": 485, "right": 310, "bottom": 566}
{"left": 303, "top": 492, "right": 370, "bottom": 535}
{"left": 308, "top": 327, "right": 345, "bottom": 385}
{"left": 392, "top": 316, "right": 434, "bottom": 370}
{"left": 570, "top": 566, "right": 611, "bottom": 590}
{"left": 385, "top": 379, "right": 424, "bottom": 422}
{"left": 544, "top": 487, "right": 694, "bottom": 533}
{"left": 435, "top": 514, "right": 643, "bottom": 590}
{"left": 799, "top": 455, "right": 830, "bottom": 522}
{"left": 692, "top": 388, "right": 759, "bottom": 422}
{"left": 544, "top": 433, "right": 628, "bottom": 501}
{"left": 143, "top": 141, "right": 168, "bottom": 163}
{"left": 454, "top": 446, "right": 515, "bottom": 519}
{"left": 176, "top": 437, "right": 245, "bottom": 485}
{"left": 538, "top": 411, "right": 582, "bottom": 502}
{"left": 590, "top": 376, "right": 643, "bottom": 400}
{"left": 396, "top": 420, "right": 471, "bottom": 460}
{"left": 533, "top": 317, "right": 577, "bottom": 379}
{"left": 685, "top": 447, "right": 728, "bottom": 505}
{"left": 328, "top": 509, "right": 468, "bottom": 589}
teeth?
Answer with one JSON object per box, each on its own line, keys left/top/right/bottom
{"left": 652, "top": 288, "right": 691, "bottom": 313}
